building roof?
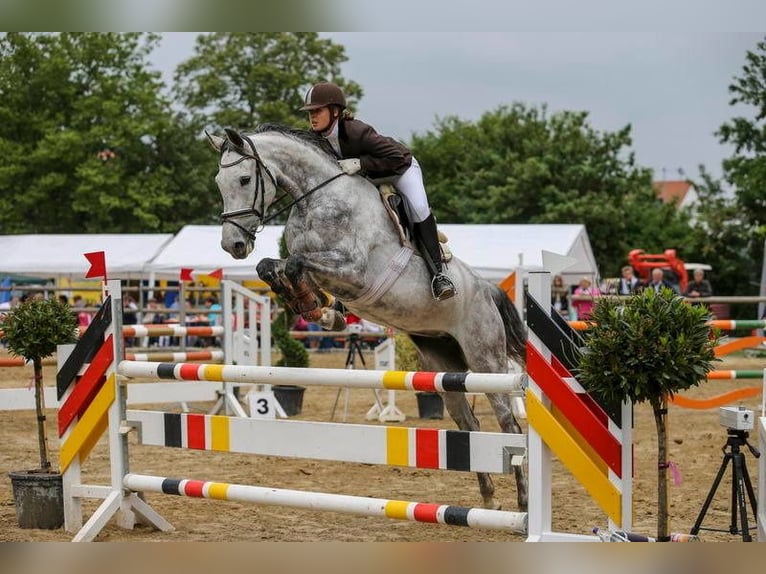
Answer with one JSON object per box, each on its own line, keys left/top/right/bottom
{"left": 653, "top": 180, "right": 693, "bottom": 205}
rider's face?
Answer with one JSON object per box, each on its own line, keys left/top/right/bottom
{"left": 308, "top": 106, "right": 333, "bottom": 133}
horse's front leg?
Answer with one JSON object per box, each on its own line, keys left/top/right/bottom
{"left": 257, "top": 257, "right": 331, "bottom": 322}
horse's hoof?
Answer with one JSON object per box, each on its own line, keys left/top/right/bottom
{"left": 483, "top": 499, "right": 502, "bottom": 511}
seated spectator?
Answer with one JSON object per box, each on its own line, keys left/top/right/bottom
{"left": 551, "top": 274, "right": 570, "bottom": 318}
{"left": 685, "top": 268, "right": 713, "bottom": 299}
{"left": 616, "top": 265, "right": 640, "bottom": 296}
{"left": 72, "top": 295, "right": 93, "bottom": 330}
{"left": 643, "top": 268, "right": 678, "bottom": 294}
{"left": 571, "top": 277, "right": 600, "bottom": 321}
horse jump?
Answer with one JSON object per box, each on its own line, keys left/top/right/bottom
{"left": 58, "top": 277, "right": 633, "bottom": 542}
{"left": 59, "top": 281, "right": 529, "bottom": 541}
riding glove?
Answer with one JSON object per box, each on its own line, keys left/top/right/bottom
{"left": 338, "top": 158, "right": 362, "bottom": 175}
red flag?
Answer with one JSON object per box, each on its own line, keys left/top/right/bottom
{"left": 84, "top": 251, "right": 107, "bottom": 280}
{"left": 180, "top": 268, "right": 194, "bottom": 282}
{"left": 208, "top": 268, "right": 223, "bottom": 280}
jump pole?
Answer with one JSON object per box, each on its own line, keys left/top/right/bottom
{"left": 123, "top": 473, "right": 526, "bottom": 533}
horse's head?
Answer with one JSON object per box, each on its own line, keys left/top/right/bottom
{"left": 207, "top": 128, "right": 279, "bottom": 259}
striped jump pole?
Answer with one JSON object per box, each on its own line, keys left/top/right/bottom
{"left": 569, "top": 319, "right": 766, "bottom": 331}
{"left": 708, "top": 370, "right": 766, "bottom": 380}
{"left": 125, "top": 350, "right": 224, "bottom": 363}
{"left": 123, "top": 473, "right": 527, "bottom": 533}
{"left": 117, "top": 361, "right": 527, "bottom": 395}
{"left": 122, "top": 325, "right": 224, "bottom": 338}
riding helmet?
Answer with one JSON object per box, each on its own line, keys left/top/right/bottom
{"left": 300, "top": 82, "right": 347, "bottom": 111}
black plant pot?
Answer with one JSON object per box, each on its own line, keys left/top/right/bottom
{"left": 273, "top": 385, "right": 306, "bottom": 416}
{"left": 415, "top": 392, "right": 444, "bottom": 419}
{"left": 8, "top": 470, "right": 64, "bottom": 529}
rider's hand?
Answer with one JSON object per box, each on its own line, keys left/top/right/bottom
{"left": 338, "top": 158, "right": 362, "bottom": 175}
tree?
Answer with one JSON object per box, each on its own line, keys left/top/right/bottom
{"left": 1, "top": 297, "right": 78, "bottom": 471}
{"left": 409, "top": 104, "right": 694, "bottom": 276}
{"left": 717, "top": 36, "right": 766, "bottom": 285}
{"left": 0, "top": 32, "right": 218, "bottom": 234}
{"left": 174, "top": 33, "right": 363, "bottom": 131}
{"left": 576, "top": 289, "right": 718, "bottom": 540}
{"left": 685, "top": 167, "right": 754, "bottom": 304}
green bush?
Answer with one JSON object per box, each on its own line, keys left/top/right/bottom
{"left": 394, "top": 332, "right": 420, "bottom": 371}
{"left": 1, "top": 297, "right": 78, "bottom": 471}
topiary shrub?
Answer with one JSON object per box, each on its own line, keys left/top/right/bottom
{"left": 272, "top": 309, "right": 309, "bottom": 368}
{"left": 576, "top": 287, "right": 718, "bottom": 540}
{"left": 394, "top": 332, "right": 420, "bottom": 371}
{"left": 1, "top": 298, "right": 78, "bottom": 471}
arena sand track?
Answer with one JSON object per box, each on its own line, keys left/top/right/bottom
{"left": 1, "top": 349, "right": 763, "bottom": 542}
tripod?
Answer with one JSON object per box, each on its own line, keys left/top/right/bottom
{"left": 690, "top": 428, "right": 760, "bottom": 541}
{"left": 330, "top": 333, "right": 382, "bottom": 421}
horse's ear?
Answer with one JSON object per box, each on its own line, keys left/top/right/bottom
{"left": 224, "top": 127, "right": 244, "bottom": 148}
{"left": 206, "top": 131, "right": 225, "bottom": 152}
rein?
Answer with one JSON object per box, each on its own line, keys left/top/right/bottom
{"left": 219, "top": 133, "right": 345, "bottom": 240}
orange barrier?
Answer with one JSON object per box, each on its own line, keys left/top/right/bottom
{"left": 669, "top": 387, "right": 762, "bottom": 410}
{"left": 714, "top": 336, "right": 766, "bottom": 357}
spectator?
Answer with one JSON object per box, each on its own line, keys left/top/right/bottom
{"left": 685, "top": 268, "right": 713, "bottom": 299}
{"left": 72, "top": 295, "right": 92, "bottom": 329}
{"left": 616, "top": 265, "right": 640, "bottom": 296}
{"left": 551, "top": 274, "right": 570, "bottom": 318}
{"left": 141, "top": 297, "right": 165, "bottom": 347}
{"left": 572, "top": 277, "right": 600, "bottom": 320}
{"left": 122, "top": 294, "right": 139, "bottom": 346}
{"left": 643, "top": 268, "right": 677, "bottom": 294}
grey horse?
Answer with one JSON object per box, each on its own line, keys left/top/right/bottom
{"left": 207, "top": 125, "right": 528, "bottom": 511}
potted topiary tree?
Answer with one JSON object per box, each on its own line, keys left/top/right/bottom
{"left": 576, "top": 287, "right": 718, "bottom": 541}
{"left": 395, "top": 332, "right": 444, "bottom": 419}
{"left": 1, "top": 296, "right": 78, "bottom": 529}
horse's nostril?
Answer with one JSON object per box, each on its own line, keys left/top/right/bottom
{"left": 234, "top": 241, "right": 245, "bottom": 254}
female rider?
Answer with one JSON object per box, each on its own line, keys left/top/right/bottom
{"left": 300, "top": 81, "right": 456, "bottom": 301}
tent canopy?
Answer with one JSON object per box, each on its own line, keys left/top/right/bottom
{"left": 0, "top": 233, "right": 173, "bottom": 279}
{"left": 144, "top": 225, "right": 282, "bottom": 280}
{"left": 439, "top": 224, "right": 598, "bottom": 283}
{"left": 146, "top": 223, "right": 598, "bottom": 283}
{"left": 0, "top": 224, "right": 598, "bottom": 285}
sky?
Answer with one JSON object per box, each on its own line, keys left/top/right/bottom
{"left": 151, "top": 29, "right": 765, "bottom": 182}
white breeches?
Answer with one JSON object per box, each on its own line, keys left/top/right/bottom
{"left": 394, "top": 157, "right": 431, "bottom": 223}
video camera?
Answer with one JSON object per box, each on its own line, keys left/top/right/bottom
{"left": 719, "top": 406, "right": 754, "bottom": 431}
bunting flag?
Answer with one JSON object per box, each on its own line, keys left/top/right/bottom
{"left": 84, "top": 251, "right": 107, "bottom": 280}
{"left": 179, "top": 268, "right": 194, "bottom": 282}
{"left": 208, "top": 268, "right": 224, "bottom": 280}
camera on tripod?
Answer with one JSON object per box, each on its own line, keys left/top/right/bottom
{"left": 719, "top": 406, "right": 754, "bottom": 431}
{"left": 347, "top": 323, "right": 363, "bottom": 335}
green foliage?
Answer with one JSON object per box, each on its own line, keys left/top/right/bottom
{"left": 0, "top": 298, "right": 78, "bottom": 361}
{"left": 271, "top": 310, "right": 309, "bottom": 368}
{"left": 716, "top": 36, "right": 766, "bottom": 290}
{"left": 394, "top": 332, "right": 421, "bottom": 371}
{"left": 0, "top": 32, "right": 219, "bottom": 234}
{"left": 410, "top": 104, "right": 693, "bottom": 276}
{"left": 576, "top": 289, "right": 718, "bottom": 406}
{"left": 685, "top": 168, "right": 755, "bottom": 307}
{"left": 174, "top": 33, "right": 363, "bottom": 131}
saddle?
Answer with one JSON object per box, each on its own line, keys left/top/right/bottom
{"left": 378, "top": 184, "right": 452, "bottom": 263}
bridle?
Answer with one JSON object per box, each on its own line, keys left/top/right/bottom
{"left": 219, "top": 133, "right": 345, "bottom": 241}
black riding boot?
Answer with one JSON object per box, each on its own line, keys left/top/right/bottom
{"left": 413, "top": 214, "right": 456, "bottom": 301}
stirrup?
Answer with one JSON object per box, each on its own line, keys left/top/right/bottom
{"left": 431, "top": 274, "right": 456, "bottom": 301}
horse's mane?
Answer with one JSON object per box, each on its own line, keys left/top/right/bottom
{"left": 250, "top": 123, "right": 338, "bottom": 161}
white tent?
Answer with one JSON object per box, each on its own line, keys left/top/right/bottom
{"left": 144, "top": 225, "right": 283, "bottom": 280}
{"left": 0, "top": 233, "right": 173, "bottom": 279}
{"left": 145, "top": 223, "right": 598, "bottom": 284}
{"left": 439, "top": 224, "right": 599, "bottom": 283}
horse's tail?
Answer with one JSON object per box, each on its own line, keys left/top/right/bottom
{"left": 491, "top": 285, "right": 526, "bottom": 367}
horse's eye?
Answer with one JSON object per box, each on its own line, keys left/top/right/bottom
{"left": 239, "top": 176, "right": 251, "bottom": 186}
